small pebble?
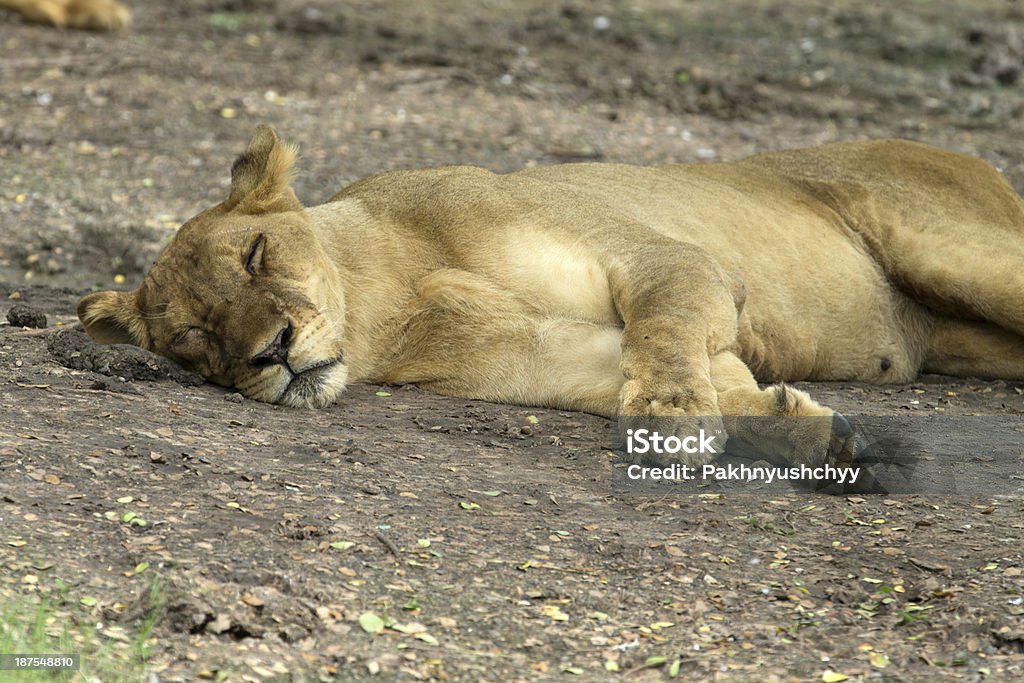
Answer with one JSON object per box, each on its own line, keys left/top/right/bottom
{"left": 6, "top": 304, "right": 47, "bottom": 329}
{"left": 225, "top": 392, "right": 245, "bottom": 403}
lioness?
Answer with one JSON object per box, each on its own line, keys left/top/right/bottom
{"left": 78, "top": 126, "right": 1024, "bottom": 466}
{"left": 0, "top": 0, "right": 129, "bottom": 30}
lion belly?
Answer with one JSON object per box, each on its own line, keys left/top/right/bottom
{"left": 733, "top": 264, "right": 930, "bottom": 384}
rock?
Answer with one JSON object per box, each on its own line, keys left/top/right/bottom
{"left": 6, "top": 304, "right": 47, "bottom": 329}
{"left": 47, "top": 327, "right": 204, "bottom": 386}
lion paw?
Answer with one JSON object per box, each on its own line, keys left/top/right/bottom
{"left": 724, "top": 385, "right": 857, "bottom": 467}
{"left": 618, "top": 379, "right": 727, "bottom": 467}
{"left": 619, "top": 376, "right": 720, "bottom": 416}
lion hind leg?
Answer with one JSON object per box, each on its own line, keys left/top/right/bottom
{"left": 924, "top": 317, "right": 1024, "bottom": 380}
{"left": 888, "top": 231, "right": 1024, "bottom": 339}
{"left": 875, "top": 154, "right": 1024, "bottom": 338}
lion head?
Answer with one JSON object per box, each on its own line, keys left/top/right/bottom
{"left": 77, "top": 126, "right": 349, "bottom": 408}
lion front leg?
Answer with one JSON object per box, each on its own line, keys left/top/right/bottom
{"left": 616, "top": 315, "right": 727, "bottom": 467}
{"left": 608, "top": 243, "right": 745, "bottom": 466}
{"left": 379, "top": 269, "right": 630, "bottom": 416}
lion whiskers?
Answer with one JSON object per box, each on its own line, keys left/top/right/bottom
{"left": 234, "top": 364, "right": 294, "bottom": 403}
{"left": 140, "top": 303, "right": 170, "bottom": 321}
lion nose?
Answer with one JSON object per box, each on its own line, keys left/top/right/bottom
{"left": 250, "top": 320, "right": 294, "bottom": 367}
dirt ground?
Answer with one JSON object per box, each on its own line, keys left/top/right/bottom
{"left": 2, "top": 1, "right": 1024, "bottom": 681}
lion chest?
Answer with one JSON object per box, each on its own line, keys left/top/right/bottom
{"left": 480, "top": 231, "right": 619, "bottom": 323}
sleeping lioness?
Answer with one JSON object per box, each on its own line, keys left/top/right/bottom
{"left": 78, "top": 126, "right": 1024, "bottom": 467}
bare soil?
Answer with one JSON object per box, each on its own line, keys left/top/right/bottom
{"left": 2, "top": 1, "right": 1024, "bottom": 681}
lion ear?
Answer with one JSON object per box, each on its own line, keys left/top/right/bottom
{"left": 225, "top": 125, "right": 303, "bottom": 214}
{"left": 77, "top": 290, "right": 149, "bottom": 347}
